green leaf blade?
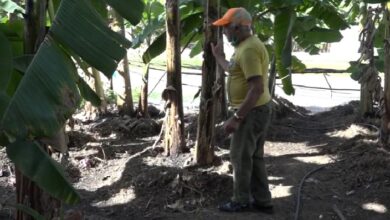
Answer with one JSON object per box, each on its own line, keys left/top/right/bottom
{"left": 274, "top": 7, "right": 295, "bottom": 95}
{"left": 7, "top": 140, "right": 80, "bottom": 204}
{"left": 50, "top": 0, "right": 129, "bottom": 78}
{"left": 1, "top": 39, "right": 80, "bottom": 139}
{"left": 105, "top": 0, "right": 145, "bottom": 25}
{"left": 142, "top": 33, "right": 166, "bottom": 64}
{"left": 77, "top": 77, "right": 102, "bottom": 107}
{"left": 309, "top": 2, "right": 349, "bottom": 30}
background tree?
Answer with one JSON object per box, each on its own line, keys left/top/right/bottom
{"left": 194, "top": 0, "right": 218, "bottom": 165}
{"left": 117, "top": 12, "right": 134, "bottom": 116}
{"left": 130, "top": 0, "right": 166, "bottom": 118}
{"left": 380, "top": 0, "right": 390, "bottom": 146}
{"left": 164, "top": 0, "right": 185, "bottom": 156}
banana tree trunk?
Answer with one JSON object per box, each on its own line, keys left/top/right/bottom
{"left": 381, "top": 4, "right": 390, "bottom": 146}
{"left": 92, "top": 68, "right": 107, "bottom": 114}
{"left": 117, "top": 14, "right": 134, "bottom": 116}
{"left": 268, "top": 56, "right": 277, "bottom": 97}
{"left": 194, "top": 0, "right": 218, "bottom": 165}
{"left": 359, "top": 7, "right": 378, "bottom": 117}
{"left": 138, "top": 64, "right": 150, "bottom": 118}
{"left": 16, "top": 1, "right": 60, "bottom": 219}
{"left": 164, "top": 0, "right": 185, "bottom": 156}
{"left": 214, "top": 26, "right": 227, "bottom": 121}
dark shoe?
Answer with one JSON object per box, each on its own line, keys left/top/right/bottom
{"left": 252, "top": 203, "right": 274, "bottom": 214}
{"left": 218, "top": 201, "right": 250, "bottom": 212}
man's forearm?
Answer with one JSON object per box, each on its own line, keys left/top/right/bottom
{"left": 235, "top": 77, "right": 264, "bottom": 119}
{"left": 235, "top": 88, "right": 261, "bottom": 119}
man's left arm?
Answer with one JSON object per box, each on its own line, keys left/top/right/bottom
{"left": 235, "top": 76, "right": 263, "bottom": 119}
{"left": 223, "top": 76, "right": 263, "bottom": 134}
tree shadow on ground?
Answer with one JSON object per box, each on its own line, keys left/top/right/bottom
{"left": 66, "top": 100, "right": 390, "bottom": 220}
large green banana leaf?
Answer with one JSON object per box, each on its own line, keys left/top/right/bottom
{"left": 50, "top": 0, "right": 131, "bottom": 78}
{"left": 301, "top": 27, "right": 343, "bottom": 43}
{"left": 77, "top": 76, "right": 102, "bottom": 107}
{"left": 0, "top": 0, "right": 144, "bottom": 204}
{"left": 142, "top": 11, "right": 203, "bottom": 64}
{"left": 142, "top": 33, "right": 166, "bottom": 64}
{"left": 105, "top": 0, "right": 145, "bottom": 26}
{"left": 1, "top": 38, "right": 80, "bottom": 139}
{"left": 309, "top": 2, "right": 349, "bottom": 30}
{"left": 274, "top": 7, "right": 296, "bottom": 95}
{"left": 7, "top": 140, "right": 79, "bottom": 204}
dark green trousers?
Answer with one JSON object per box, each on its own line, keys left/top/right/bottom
{"left": 230, "top": 102, "right": 272, "bottom": 206}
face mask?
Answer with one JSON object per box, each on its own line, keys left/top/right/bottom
{"left": 229, "top": 36, "right": 239, "bottom": 46}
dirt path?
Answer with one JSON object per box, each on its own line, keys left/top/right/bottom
{"left": 1, "top": 100, "right": 390, "bottom": 220}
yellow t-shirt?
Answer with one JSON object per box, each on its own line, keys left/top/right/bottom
{"left": 227, "top": 35, "right": 271, "bottom": 108}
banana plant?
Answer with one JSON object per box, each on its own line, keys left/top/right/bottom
{"left": 130, "top": 0, "right": 203, "bottom": 64}
{"left": 0, "top": 0, "right": 144, "bottom": 214}
{"left": 141, "top": 0, "right": 350, "bottom": 95}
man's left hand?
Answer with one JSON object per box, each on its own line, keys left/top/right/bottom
{"left": 224, "top": 117, "right": 240, "bottom": 134}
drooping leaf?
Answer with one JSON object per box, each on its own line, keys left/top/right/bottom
{"left": 291, "top": 55, "right": 306, "bottom": 72}
{"left": 142, "top": 33, "right": 166, "bottom": 64}
{"left": 309, "top": 2, "right": 349, "bottom": 30}
{"left": 77, "top": 77, "right": 102, "bottom": 107}
{"left": 302, "top": 27, "right": 343, "bottom": 43}
{"left": 6, "top": 140, "right": 80, "bottom": 204}
{"left": 0, "top": 20, "right": 24, "bottom": 41}
{"left": 181, "top": 11, "right": 203, "bottom": 36}
{"left": 132, "top": 18, "right": 165, "bottom": 49}
{"left": 142, "top": 11, "right": 204, "bottom": 63}
{"left": 254, "top": 17, "right": 273, "bottom": 42}
{"left": 1, "top": 38, "right": 80, "bottom": 139}
{"left": 294, "top": 32, "right": 321, "bottom": 55}
{"left": 293, "top": 16, "right": 317, "bottom": 32}
{"left": 13, "top": 55, "right": 34, "bottom": 73}
{"left": 50, "top": 0, "right": 131, "bottom": 78}
{"left": 6, "top": 71, "right": 22, "bottom": 96}
{"left": 0, "top": 31, "right": 13, "bottom": 92}
{"left": 274, "top": 7, "right": 296, "bottom": 95}
{"left": 0, "top": 21, "right": 24, "bottom": 59}
{"left": 0, "top": 0, "right": 25, "bottom": 14}
{"left": 190, "top": 39, "right": 203, "bottom": 58}
{"left": 348, "top": 61, "right": 365, "bottom": 81}
{"left": 105, "top": 0, "right": 145, "bottom": 25}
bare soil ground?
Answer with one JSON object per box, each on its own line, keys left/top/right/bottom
{"left": 1, "top": 98, "right": 390, "bottom": 220}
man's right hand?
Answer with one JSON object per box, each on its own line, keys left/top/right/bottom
{"left": 211, "top": 41, "right": 229, "bottom": 72}
{"left": 211, "top": 40, "right": 225, "bottom": 59}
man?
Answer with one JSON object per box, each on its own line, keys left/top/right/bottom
{"left": 211, "top": 7, "right": 273, "bottom": 213}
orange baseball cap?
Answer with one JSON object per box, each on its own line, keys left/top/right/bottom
{"left": 212, "top": 7, "right": 252, "bottom": 26}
